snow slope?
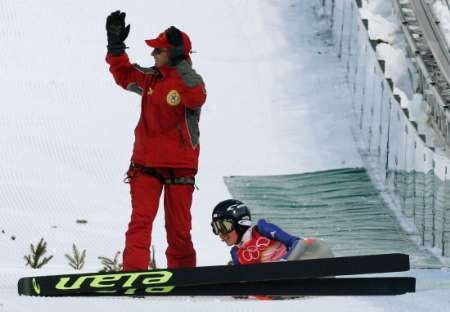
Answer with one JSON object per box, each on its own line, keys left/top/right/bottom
{"left": 0, "top": 0, "right": 448, "bottom": 311}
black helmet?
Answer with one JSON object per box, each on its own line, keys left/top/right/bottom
{"left": 211, "top": 199, "right": 251, "bottom": 239}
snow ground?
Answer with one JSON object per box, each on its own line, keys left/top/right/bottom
{"left": 0, "top": 0, "right": 449, "bottom": 311}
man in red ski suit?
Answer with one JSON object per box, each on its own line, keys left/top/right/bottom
{"left": 105, "top": 11, "right": 206, "bottom": 270}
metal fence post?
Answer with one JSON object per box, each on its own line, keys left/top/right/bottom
{"left": 444, "top": 165, "right": 449, "bottom": 256}
{"left": 338, "top": 1, "right": 346, "bottom": 59}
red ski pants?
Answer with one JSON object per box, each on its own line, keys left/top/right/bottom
{"left": 122, "top": 167, "right": 197, "bottom": 270}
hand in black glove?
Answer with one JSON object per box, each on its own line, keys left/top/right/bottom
{"left": 106, "top": 10, "right": 130, "bottom": 55}
{"left": 165, "top": 26, "right": 186, "bottom": 66}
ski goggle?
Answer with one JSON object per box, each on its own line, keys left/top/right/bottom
{"left": 211, "top": 219, "right": 234, "bottom": 235}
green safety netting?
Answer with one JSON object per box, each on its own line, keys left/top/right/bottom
{"left": 224, "top": 168, "right": 441, "bottom": 268}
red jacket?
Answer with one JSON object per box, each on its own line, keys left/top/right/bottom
{"left": 106, "top": 53, "right": 206, "bottom": 169}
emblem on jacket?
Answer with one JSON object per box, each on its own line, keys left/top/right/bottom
{"left": 166, "top": 90, "right": 181, "bottom": 106}
{"left": 147, "top": 87, "right": 153, "bottom": 95}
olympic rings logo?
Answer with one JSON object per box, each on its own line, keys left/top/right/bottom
{"left": 239, "top": 237, "right": 271, "bottom": 262}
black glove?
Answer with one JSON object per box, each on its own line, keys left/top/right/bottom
{"left": 106, "top": 10, "right": 130, "bottom": 55}
{"left": 166, "top": 26, "right": 186, "bottom": 66}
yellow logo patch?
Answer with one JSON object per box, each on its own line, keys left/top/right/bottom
{"left": 147, "top": 87, "right": 153, "bottom": 95}
{"left": 166, "top": 90, "right": 181, "bottom": 106}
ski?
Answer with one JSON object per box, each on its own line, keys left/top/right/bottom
{"left": 18, "top": 277, "right": 416, "bottom": 297}
{"left": 139, "top": 277, "right": 416, "bottom": 297}
{"left": 18, "top": 253, "right": 410, "bottom": 296}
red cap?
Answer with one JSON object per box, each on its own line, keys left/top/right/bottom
{"left": 145, "top": 32, "right": 170, "bottom": 48}
{"left": 145, "top": 30, "right": 192, "bottom": 58}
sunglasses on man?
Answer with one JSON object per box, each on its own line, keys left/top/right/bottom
{"left": 211, "top": 219, "right": 234, "bottom": 235}
{"left": 152, "top": 47, "right": 168, "bottom": 55}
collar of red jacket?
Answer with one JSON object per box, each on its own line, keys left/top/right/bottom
{"left": 156, "top": 65, "right": 173, "bottom": 78}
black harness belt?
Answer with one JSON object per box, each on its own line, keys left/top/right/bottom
{"left": 126, "top": 163, "right": 196, "bottom": 185}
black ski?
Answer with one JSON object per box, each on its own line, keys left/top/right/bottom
{"left": 192, "top": 277, "right": 416, "bottom": 297}
{"left": 19, "top": 277, "right": 416, "bottom": 297}
{"left": 18, "top": 253, "right": 410, "bottom": 297}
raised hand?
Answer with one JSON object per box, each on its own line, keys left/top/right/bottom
{"left": 106, "top": 10, "right": 130, "bottom": 55}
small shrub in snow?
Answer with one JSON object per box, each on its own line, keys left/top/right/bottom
{"left": 98, "top": 246, "right": 157, "bottom": 272}
{"left": 24, "top": 238, "right": 53, "bottom": 269}
{"left": 98, "top": 251, "right": 123, "bottom": 272}
{"left": 65, "top": 244, "right": 86, "bottom": 270}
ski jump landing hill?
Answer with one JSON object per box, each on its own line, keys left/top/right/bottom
{"left": 1, "top": 0, "right": 450, "bottom": 311}
{"left": 0, "top": 0, "right": 448, "bottom": 299}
